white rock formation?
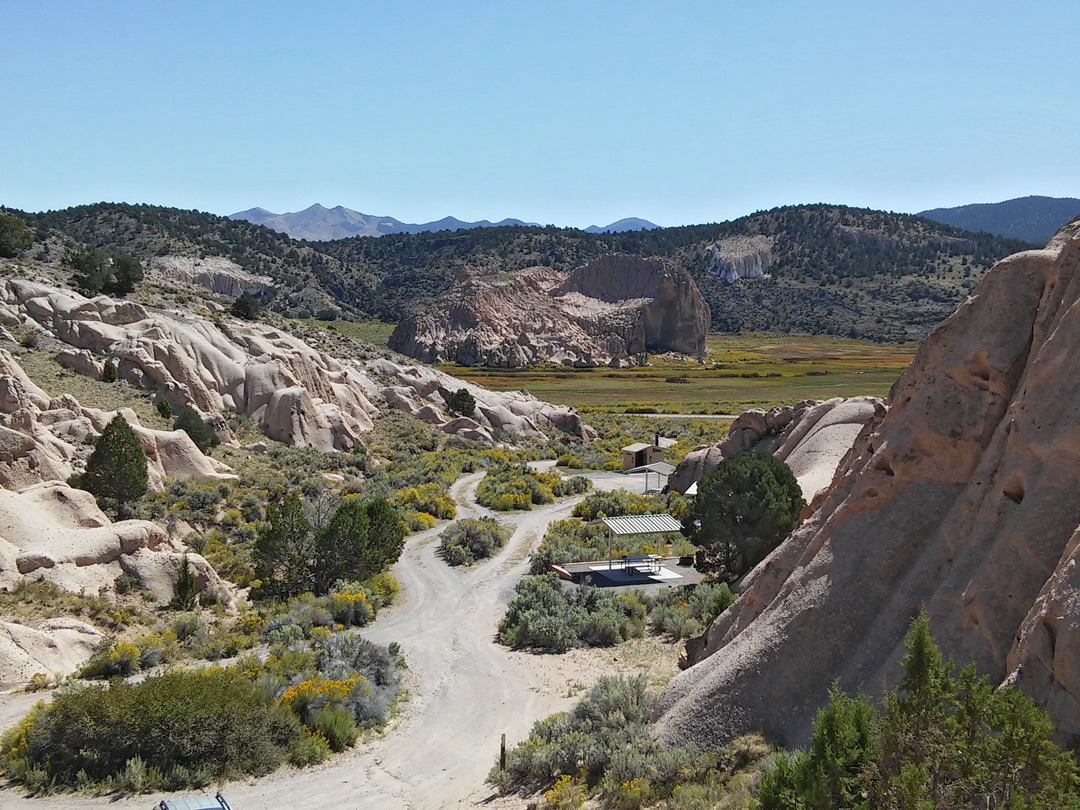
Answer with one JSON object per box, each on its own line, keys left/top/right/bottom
{"left": 148, "top": 255, "right": 272, "bottom": 297}
{"left": 367, "top": 358, "right": 597, "bottom": 442}
{"left": 658, "top": 215, "right": 1080, "bottom": 750}
{"left": 0, "top": 279, "right": 592, "bottom": 450}
{"left": 708, "top": 235, "right": 773, "bottom": 284}
{"left": 0, "top": 619, "right": 102, "bottom": 686}
{"left": 669, "top": 397, "right": 883, "bottom": 506}
{"left": 0, "top": 481, "right": 228, "bottom": 605}
{"left": 0, "top": 349, "right": 233, "bottom": 491}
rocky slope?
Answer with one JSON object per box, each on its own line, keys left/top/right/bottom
{"left": 658, "top": 214, "right": 1080, "bottom": 750}
{"left": 669, "top": 397, "right": 883, "bottom": 507}
{"left": 0, "top": 279, "right": 592, "bottom": 451}
{"left": 0, "top": 348, "right": 234, "bottom": 491}
{"left": 17, "top": 202, "right": 1031, "bottom": 339}
{"left": 389, "top": 254, "right": 710, "bottom": 367}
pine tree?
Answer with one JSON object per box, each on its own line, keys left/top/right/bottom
{"left": 252, "top": 494, "right": 314, "bottom": 599}
{"left": 81, "top": 414, "right": 149, "bottom": 506}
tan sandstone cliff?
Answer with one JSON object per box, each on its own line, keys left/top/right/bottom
{"left": 657, "top": 215, "right": 1080, "bottom": 749}
{"left": 389, "top": 254, "right": 710, "bottom": 368}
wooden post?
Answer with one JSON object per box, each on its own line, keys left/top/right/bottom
{"left": 500, "top": 733, "right": 507, "bottom": 770}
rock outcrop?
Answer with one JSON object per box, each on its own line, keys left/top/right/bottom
{"left": 369, "top": 358, "right": 596, "bottom": 442}
{"left": 0, "top": 619, "right": 102, "bottom": 686}
{"left": 147, "top": 255, "right": 272, "bottom": 297}
{"left": 708, "top": 236, "right": 773, "bottom": 284}
{"left": 669, "top": 397, "right": 883, "bottom": 507}
{"left": 0, "top": 349, "right": 233, "bottom": 491}
{"left": 657, "top": 216, "right": 1080, "bottom": 749}
{"left": 389, "top": 254, "right": 710, "bottom": 368}
{"left": 0, "top": 280, "right": 592, "bottom": 450}
{"left": 0, "top": 481, "right": 228, "bottom": 605}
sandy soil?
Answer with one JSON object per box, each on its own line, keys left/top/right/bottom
{"left": 0, "top": 469, "right": 679, "bottom": 809}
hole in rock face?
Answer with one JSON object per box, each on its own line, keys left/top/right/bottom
{"left": 1002, "top": 474, "right": 1025, "bottom": 505}
{"left": 864, "top": 487, "right": 879, "bottom": 498}
{"left": 874, "top": 455, "right": 895, "bottom": 476}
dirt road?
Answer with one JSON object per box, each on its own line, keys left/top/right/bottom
{"left": 2, "top": 469, "right": 655, "bottom": 810}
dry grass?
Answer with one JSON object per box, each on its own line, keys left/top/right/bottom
{"left": 14, "top": 346, "right": 172, "bottom": 429}
{"left": 438, "top": 333, "right": 914, "bottom": 413}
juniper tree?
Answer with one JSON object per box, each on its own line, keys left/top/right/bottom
{"left": 81, "top": 413, "right": 149, "bottom": 506}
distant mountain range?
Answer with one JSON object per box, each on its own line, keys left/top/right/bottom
{"left": 228, "top": 204, "right": 658, "bottom": 241}
{"left": 583, "top": 217, "right": 660, "bottom": 234}
{"left": 918, "top": 195, "right": 1080, "bottom": 246}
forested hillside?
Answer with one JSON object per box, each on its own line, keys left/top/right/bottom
{"left": 5, "top": 202, "right": 1032, "bottom": 342}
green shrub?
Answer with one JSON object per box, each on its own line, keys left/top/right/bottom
{"left": 571, "top": 489, "right": 668, "bottom": 521}
{"left": 645, "top": 582, "right": 735, "bottom": 640}
{"left": 498, "top": 574, "right": 644, "bottom": 652}
{"left": 309, "top": 706, "right": 358, "bottom": 752}
{"left": 173, "top": 406, "right": 220, "bottom": 454}
{"left": 79, "top": 638, "right": 141, "bottom": 679}
{"left": 155, "top": 398, "right": 173, "bottom": 419}
{"left": 758, "top": 613, "right": 1080, "bottom": 809}
{"left": 288, "top": 729, "right": 331, "bottom": 766}
{"left": 170, "top": 611, "right": 207, "bottom": 646}
{"left": 0, "top": 668, "right": 302, "bottom": 791}
{"left": 491, "top": 675, "right": 772, "bottom": 807}
{"left": 477, "top": 465, "right": 589, "bottom": 512}
{"left": 439, "top": 517, "right": 511, "bottom": 566}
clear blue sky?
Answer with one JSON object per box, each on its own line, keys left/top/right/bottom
{"left": 2, "top": 1, "right": 1077, "bottom": 228}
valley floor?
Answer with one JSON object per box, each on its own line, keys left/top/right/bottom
{"left": 0, "top": 468, "right": 678, "bottom": 809}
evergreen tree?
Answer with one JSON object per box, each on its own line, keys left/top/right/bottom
{"left": 758, "top": 612, "right": 1080, "bottom": 809}
{"left": 101, "top": 358, "right": 118, "bottom": 383}
{"left": 80, "top": 414, "right": 149, "bottom": 506}
{"left": 109, "top": 254, "right": 144, "bottom": 295}
{"left": 691, "top": 450, "right": 804, "bottom": 577}
{"left": 174, "top": 554, "right": 197, "bottom": 610}
{"left": 312, "top": 498, "right": 406, "bottom": 594}
{"left": 252, "top": 494, "right": 314, "bottom": 599}
{"left": 447, "top": 387, "right": 477, "bottom": 417}
{"left": 68, "top": 248, "right": 112, "bottom": 295}
{"left": 231, "top": 291, "right": 262, "bottom": 320}
{"left": 173, "top": 405, "right": 220, "bottom": 453}
{"left": 0, "top": 212, "right": 32, "bottom": 258}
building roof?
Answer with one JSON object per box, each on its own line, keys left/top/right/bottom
{"left": 601, "top": 514, "right": 684, "bottom": 536}
{"left": 624, "top": 461, "right": 677, "bottom": 476}
{"left": 621, "top": 442, "right": 656, "bottom": 453}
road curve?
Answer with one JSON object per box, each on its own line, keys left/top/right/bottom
{"left": 1, "top": 469, "right": 647, "bottom": 810}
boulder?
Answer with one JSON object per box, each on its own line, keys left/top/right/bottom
{"left": 657, "top": 215, "right": 1080, "bottom": 750}
{"left": 0, "top": 619, "right": 103, "bottom": 686}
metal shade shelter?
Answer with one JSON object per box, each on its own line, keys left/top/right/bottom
{"left": 622, "top": 460, "right": 677, "bottom": 493}
{"left": 600, "top": 513, "right": 684, "bottom": 570}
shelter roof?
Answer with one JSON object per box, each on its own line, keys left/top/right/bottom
{"left": 601, "top": 514, "right": 684, "bottom": 536}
